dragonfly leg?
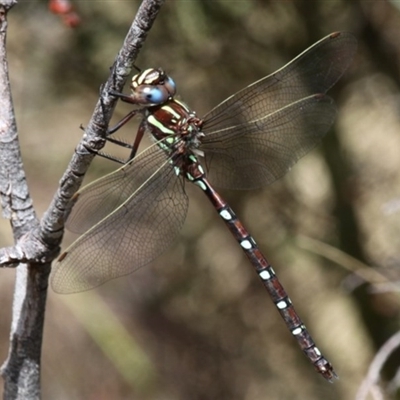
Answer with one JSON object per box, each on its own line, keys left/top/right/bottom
{"left": 107, "top": 109, "right": 139, "bottom": 135}
{"left": 89, "top": 148, "right": 126, "bottom": 165}
{"left": 128, "top": 120, "right": 146, "bottom": 161}
{"left": 92, "top": 117, "right": 147, "bottom": 164}
{"left": 105, "top": 136, "right": 134, "bottom": 149}
{"left": 87, "top": 105, "right": 148, "bottom": 164}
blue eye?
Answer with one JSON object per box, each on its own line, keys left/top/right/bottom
{"left": 166, "top": 76, "right": 176, "bottom": 93}
{"left": 142, "top": 86, "right": 167, "bottom": 104}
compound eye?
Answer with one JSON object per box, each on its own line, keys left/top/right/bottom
{"left": 141, "top": 86, "right": 168, "bottom": 104}
{"left": 164, "top": 76, "right": 176, "bottom": 96}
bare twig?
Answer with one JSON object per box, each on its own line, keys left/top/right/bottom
{"left": 0, "top": 1, "right": 46, "bottom": 399}
{"left": 355, "top": 330, "right": 400, "bottom": 400}
{"left": 0, "top": 0, "right": 165, "bottom": 398}
{"left": 296, "top": 235, "right": 399, "bottom": 292}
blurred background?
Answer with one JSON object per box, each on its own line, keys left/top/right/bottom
{"left": 1, "top": 0, "right": 400, "bottom": 399}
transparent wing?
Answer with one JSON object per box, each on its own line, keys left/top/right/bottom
{"left": 66, "top": 144, "right": 168, "bottom": 234}
{"left": 51, "top": 146, "right": 189, "bottom": 294}
{"left": 200, "top": 94, "right": 336, "bottom": 189}
{"left": 202, "top": 32, "right": 356, "bottom": 132}
{"left": 200, "top": 32, "right": 356, "bottom": 189}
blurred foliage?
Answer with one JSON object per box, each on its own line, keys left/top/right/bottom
{"left": 1, "top": 0, "right": 400, "bottom": 399}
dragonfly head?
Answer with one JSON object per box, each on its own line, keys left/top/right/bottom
{"left": 130, "top": 68, "right": 176, "bottom": 106}
{"left": 110, "top": 68, "right": 176, "bottom": 107}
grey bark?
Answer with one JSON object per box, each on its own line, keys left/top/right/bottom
{"left": 0, "top": 0, "right": 165, "bottom": 398}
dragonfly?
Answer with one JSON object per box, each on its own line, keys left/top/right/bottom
{"left": 52, "top": 31, "right": 357, "bottom": 381}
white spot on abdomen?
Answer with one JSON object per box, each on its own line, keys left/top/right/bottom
{"left": 220, "top": 210, "right": 232, "bottom": 220}
{"left": 259, "top": 270, "right": 271, "bottom": 280}
{"left": 276, "top": 300, "right": 287, "bottom": 310}
{"left": 240, "top": 240, "right": 252, "bottom": 250}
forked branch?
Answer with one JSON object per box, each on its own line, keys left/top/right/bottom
{"left": 0, "top": 0, "right": 165, "bottom": 398}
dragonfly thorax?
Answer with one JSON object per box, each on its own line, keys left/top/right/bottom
{"left": 146, "top": 98, "right": 205, "bottom": 157}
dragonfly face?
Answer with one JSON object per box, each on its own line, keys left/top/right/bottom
{"left": 128, "top": 68, "right": 177, "bottom": 106}
{"left": 131, "top": 68, "right": 176, "bottom": 94}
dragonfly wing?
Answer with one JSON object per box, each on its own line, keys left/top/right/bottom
{"left": 52, "top": 148, "right": 189, "bottom": 293}
{"left": 66, "top": 145, "right": 168, "bottom": 234}
{"left": 202, "top": 32, "right": 356, "bottom": 132}
{"left": 200, "top": 94, "right": 336, "bottom": 189}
